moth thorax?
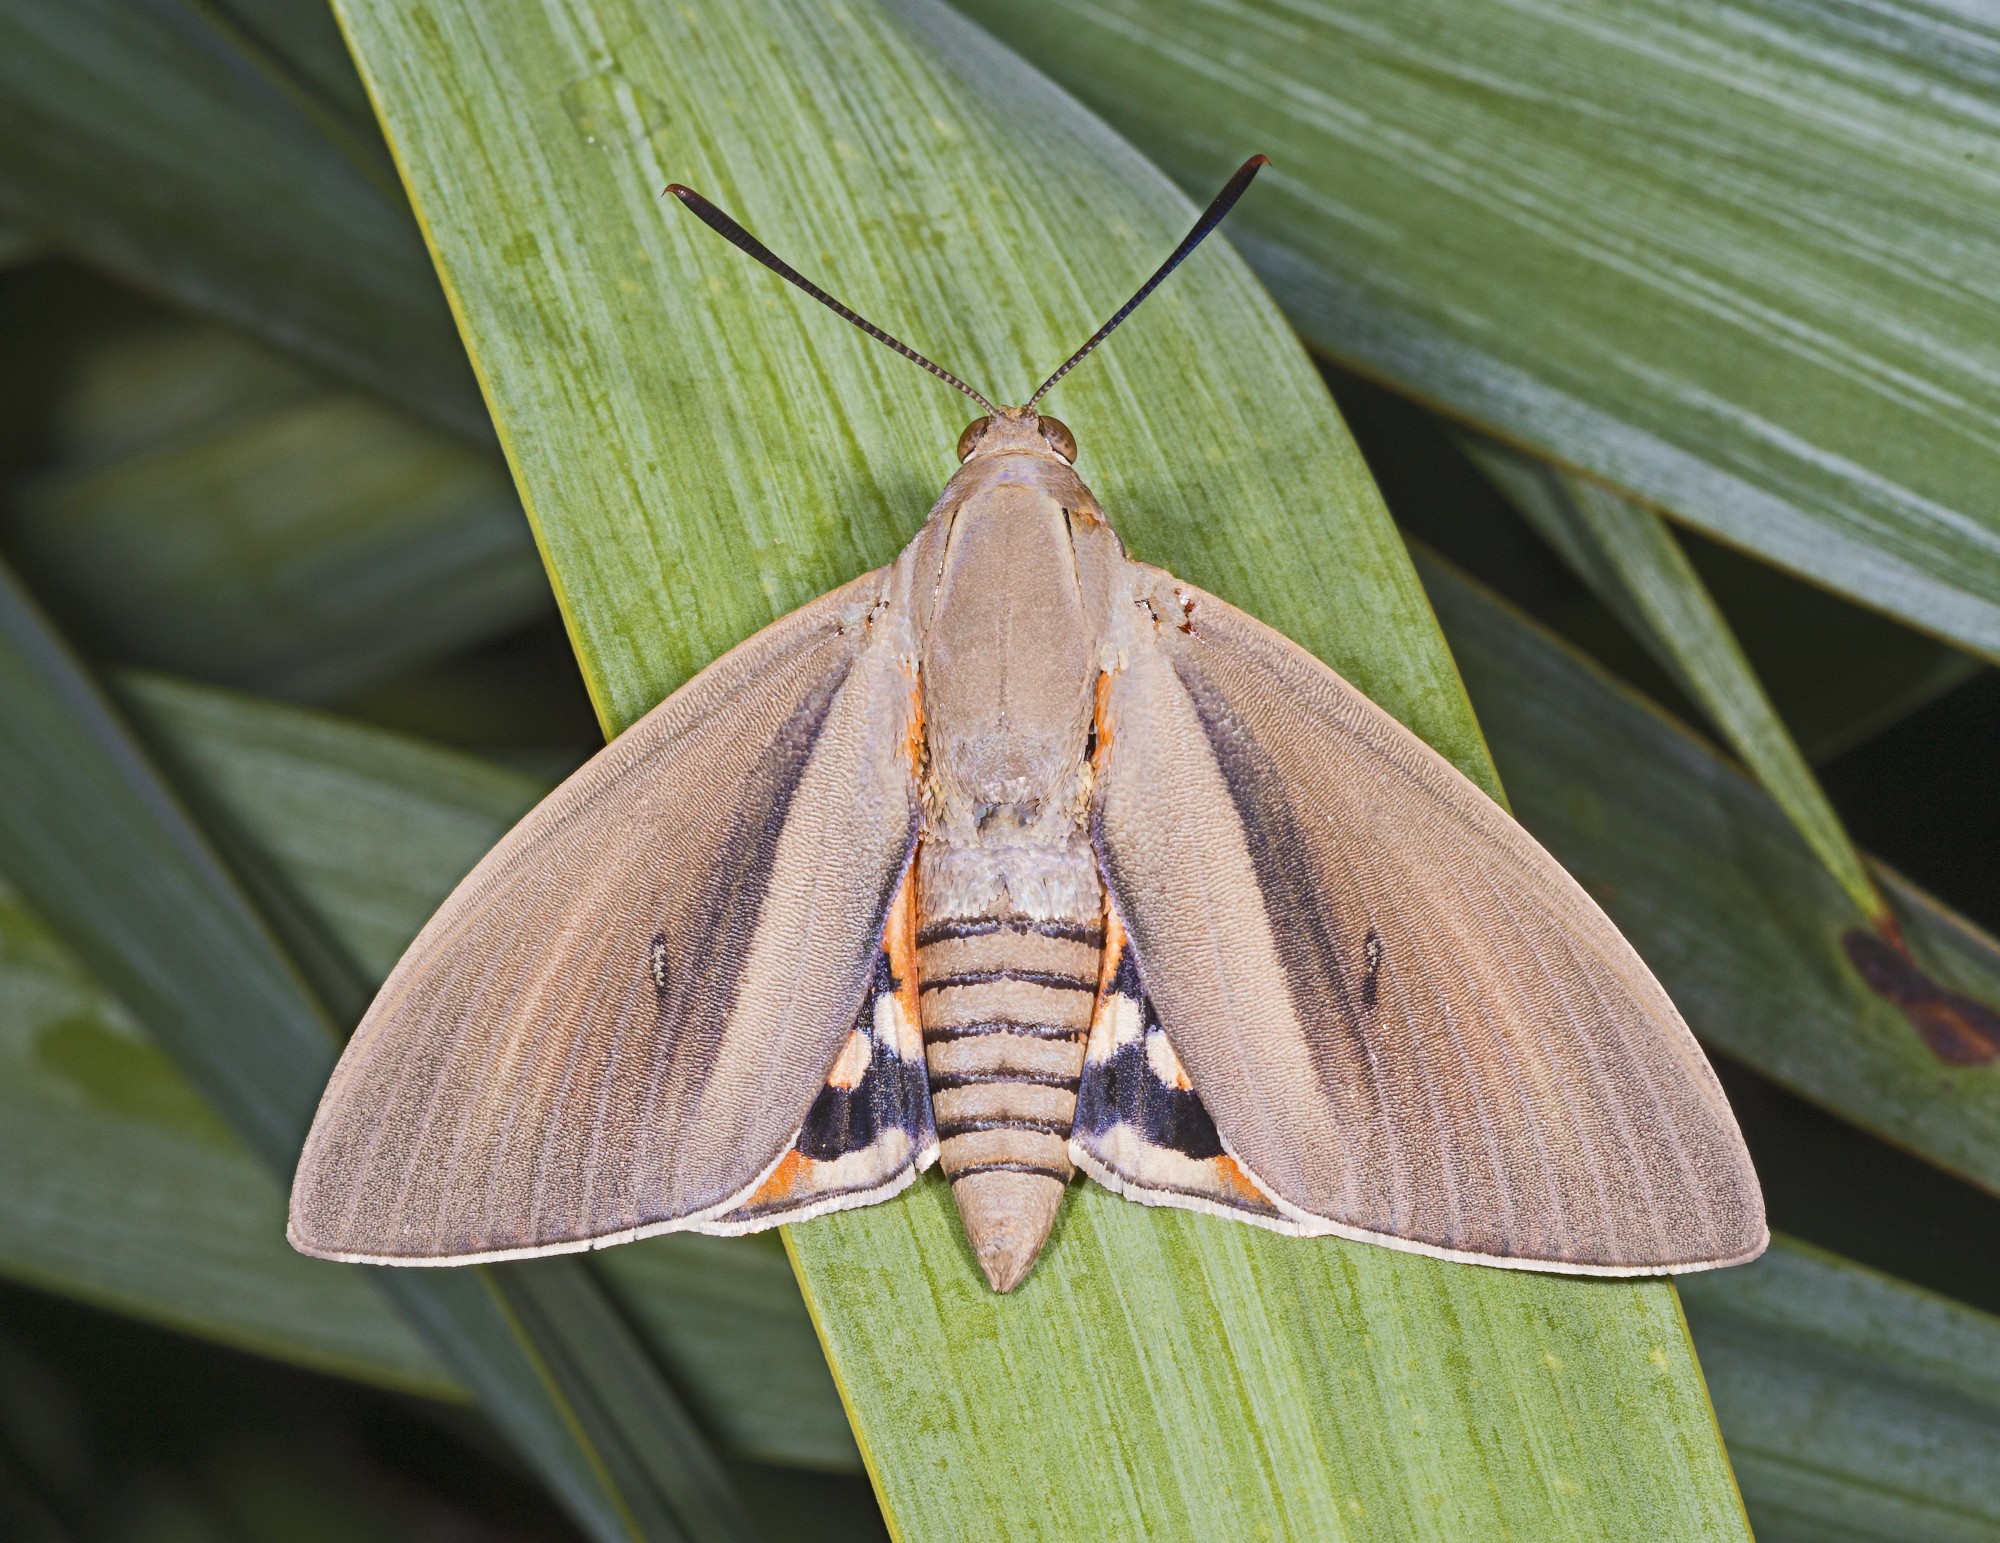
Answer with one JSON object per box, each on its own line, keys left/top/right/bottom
{"left": 914, "top": 895, "right": 1105, "bottom": 1292}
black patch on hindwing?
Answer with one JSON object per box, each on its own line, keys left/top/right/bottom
{"left": 797, "top": 948, "right": 933, "bottom": 1162}
{"left": 1075, "top": 950, "right": 1225, "bottom": 1162}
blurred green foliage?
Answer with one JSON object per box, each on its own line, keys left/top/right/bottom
{"left": 0, "top": 1, "right": 1996, "bottom": 1539}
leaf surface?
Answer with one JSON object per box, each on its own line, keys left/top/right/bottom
{"left": 1684, "top": 1237, "right": 2000, "bottom": 1543}
{"left": 0, "top": 0, "right": 484, "bottom": 435}
{"left": 953, "top": 0, "right": 2000, "bottom": 659}
{"left": 8, "top": 321, "right": 545, "bottom": 700}
{"left": 1465, "top": 439, "right": 1885, "bottom": 927}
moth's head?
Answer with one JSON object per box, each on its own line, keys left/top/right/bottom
{"left": 957, "top": 406, "right": 1077, "bottom": 465}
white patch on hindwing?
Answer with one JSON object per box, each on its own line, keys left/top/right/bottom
{"left": 825, "top": 1030, "right": 872, "bottom": 1090}
{"left": 1144, "top": 1027, "right": 1194, "bottom": 1091}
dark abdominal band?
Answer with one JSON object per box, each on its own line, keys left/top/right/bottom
{"left": 916, "top": 916, "right": 1099, "bottom": 1185}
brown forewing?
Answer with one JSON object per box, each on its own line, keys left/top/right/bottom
{"left": 1092, "top": 569, "right": 1765, "bottom": 1273}
{"left": 289, "top": 570, "right": 918, "bottom": 1264}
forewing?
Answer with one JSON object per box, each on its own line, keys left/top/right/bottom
{"left": 290, "top": 570, "right": 919, "bottom": 1263}
{"left": 1092, "top": 568, "right": 1765, "bottom": 1274}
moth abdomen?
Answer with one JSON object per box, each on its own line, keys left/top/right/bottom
{"left": 916, "top": 909, "right": 1099, "bottom": 1290}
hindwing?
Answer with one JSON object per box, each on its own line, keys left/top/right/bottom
{"left": 701, "top": 873, "right": 937, "bottom": 1232}
{"left": 1071, "top": 913, "right": 1285, "bottom": 1228}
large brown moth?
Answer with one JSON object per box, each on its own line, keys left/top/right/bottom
{"left": 289, "top": 158, "right": 1765, "bottom": 1292}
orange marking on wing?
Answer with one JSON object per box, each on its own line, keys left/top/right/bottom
{"left": 1084, "top": 907, "right": 1128, "bottom": 1058}
{"left": 902, "top": 663, "right": 926, "bottom": 776}
{"left": 745, "top": 1149, "right": 810, "bottom": 1206}
{"left": 1091, "top": 669, "right": 1117, "bottom": 778}
{"left": 1212, "top": 1155, "right": 1275, "bottom": 1205}
{"left": 883, "top": 870, "right": 921, "bottom": 1043}
{"left": 1094, "top": 906, "right": 1127, "bottom": 997}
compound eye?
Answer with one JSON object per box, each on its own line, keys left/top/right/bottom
{"left": 956, "top": 416, "right": 993, "bottom": 461}
{"left": 1039, "top": 415, "right": 1077, "bottom": 463}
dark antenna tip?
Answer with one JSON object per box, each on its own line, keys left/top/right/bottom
{"left": 663, "top": 181, "right": 997, "bottom": 415}
{"left": 1026, "top": 154, "right": 1271, "bottom": 410}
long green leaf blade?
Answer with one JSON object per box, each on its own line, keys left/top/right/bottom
{"left": 9, "top": 320, "right": 545, "bottom": 700}
{"left": 1465, "top": 440, "right": 1887, "bottom": 928}
{"left": 0, "top": 561, "right": 750, "bottom": 1543}
{"left": 952, "top": 0, "right": 2000, "bottom": 660}
{"left": 0, "top": 867, "right": 454, "bottom": 1397}
{"left": 0, "top": 561, "right": 332, "bottom": 1160}
{"left": 1684, "top": 1237, "right": 2000, "bottom": 1542}
{"left": 0, "top": 0, "right": 485, "bottom": 436}
{"left": 328, "top": 0, "right": 1749, "bottom": 1534}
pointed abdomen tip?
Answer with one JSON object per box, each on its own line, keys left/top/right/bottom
{"left": 952, "top": 1170, "right": 1065, "bottom": 1293}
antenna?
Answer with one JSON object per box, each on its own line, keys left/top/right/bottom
{"left": 667, "top": 155, "right": 1269, "bottom": 414}
{"left": 665, "top": 183, "right": 997, "bottom": 415}
{"left": 1026, "top": 155, "right": 1268, "bottom": 409}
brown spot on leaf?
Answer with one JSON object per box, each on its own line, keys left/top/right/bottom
{"left": 1843, "top": 930, "right": 2000, "bottom": 1066}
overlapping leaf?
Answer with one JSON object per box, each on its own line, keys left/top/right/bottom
{"left": 0, "top": 566, "right": 752, "bottom": 1542}
{"left": 0, "top": 0, "right": 483, "bottom": 435}
{"left": 1464, "top": 439, "right": 1887, "bottom": 929}
{"left": 6, "top": 320, "right": 546, "bottom": 701}
{"left": 1681, "top": 1238, "right": 2000, "bottom": 1543}
{"left": 957, "top": 0, "right": 2000, "bottom": 660}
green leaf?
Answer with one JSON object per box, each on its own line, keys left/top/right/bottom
{"left": 216, "top": 0, "right": 380, "bottom": 125}
{"left": 0, "top": 867, "right": 453, "bottom": 1398}
{"left": 0, "top": 213, "right": 42, "bottom": 270}
{"left": 1463, "top": 438, "right": 1887, "bottom": 928}
{"left": 1674, "top": 540, "right": 1978, "bottom": 767}
{"left": 329, "top": 0, "right": 1748, "bottom": 1534}
{"left": 953, "top": 0, "right": 2000, "bottom": 661}
{"left": 0, "top": 563, "right": 752, "bottom": 1542}
{"left": 7, "top": 319, "right": 547, "bottom": 701}
{"left": 0, "top": 0, "right": 485, "bottom": 437}
{"left": 1424, "top": 550, "right": 2000, "bottom": 1197}
{"left": 1684, "top": 1236, "right": 2000, "bottom": 1542}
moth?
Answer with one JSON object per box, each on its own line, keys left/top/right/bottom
{"left": 289, "top": 157, "right": 1765, "bottom": 1292}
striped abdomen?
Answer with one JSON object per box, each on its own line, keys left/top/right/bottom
{"left": 917, "top": 905, "right": 1103, "bottom": 1290}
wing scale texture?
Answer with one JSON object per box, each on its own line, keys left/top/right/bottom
{"left": 1093, "top": 569, "right": 1765, "bottom": 1274}
{"left": 290, "top": 571, "right": 918, "bottom": 1264}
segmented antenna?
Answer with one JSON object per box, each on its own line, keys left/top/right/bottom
{"left": 666, "top": 156, "right": 1268, "bottom": 413}
{"left": 1026, "top": 154, "right": 1269, "bottom": 409}
{"left": 665, "top": 183, "right": 998, "bottom": 414}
